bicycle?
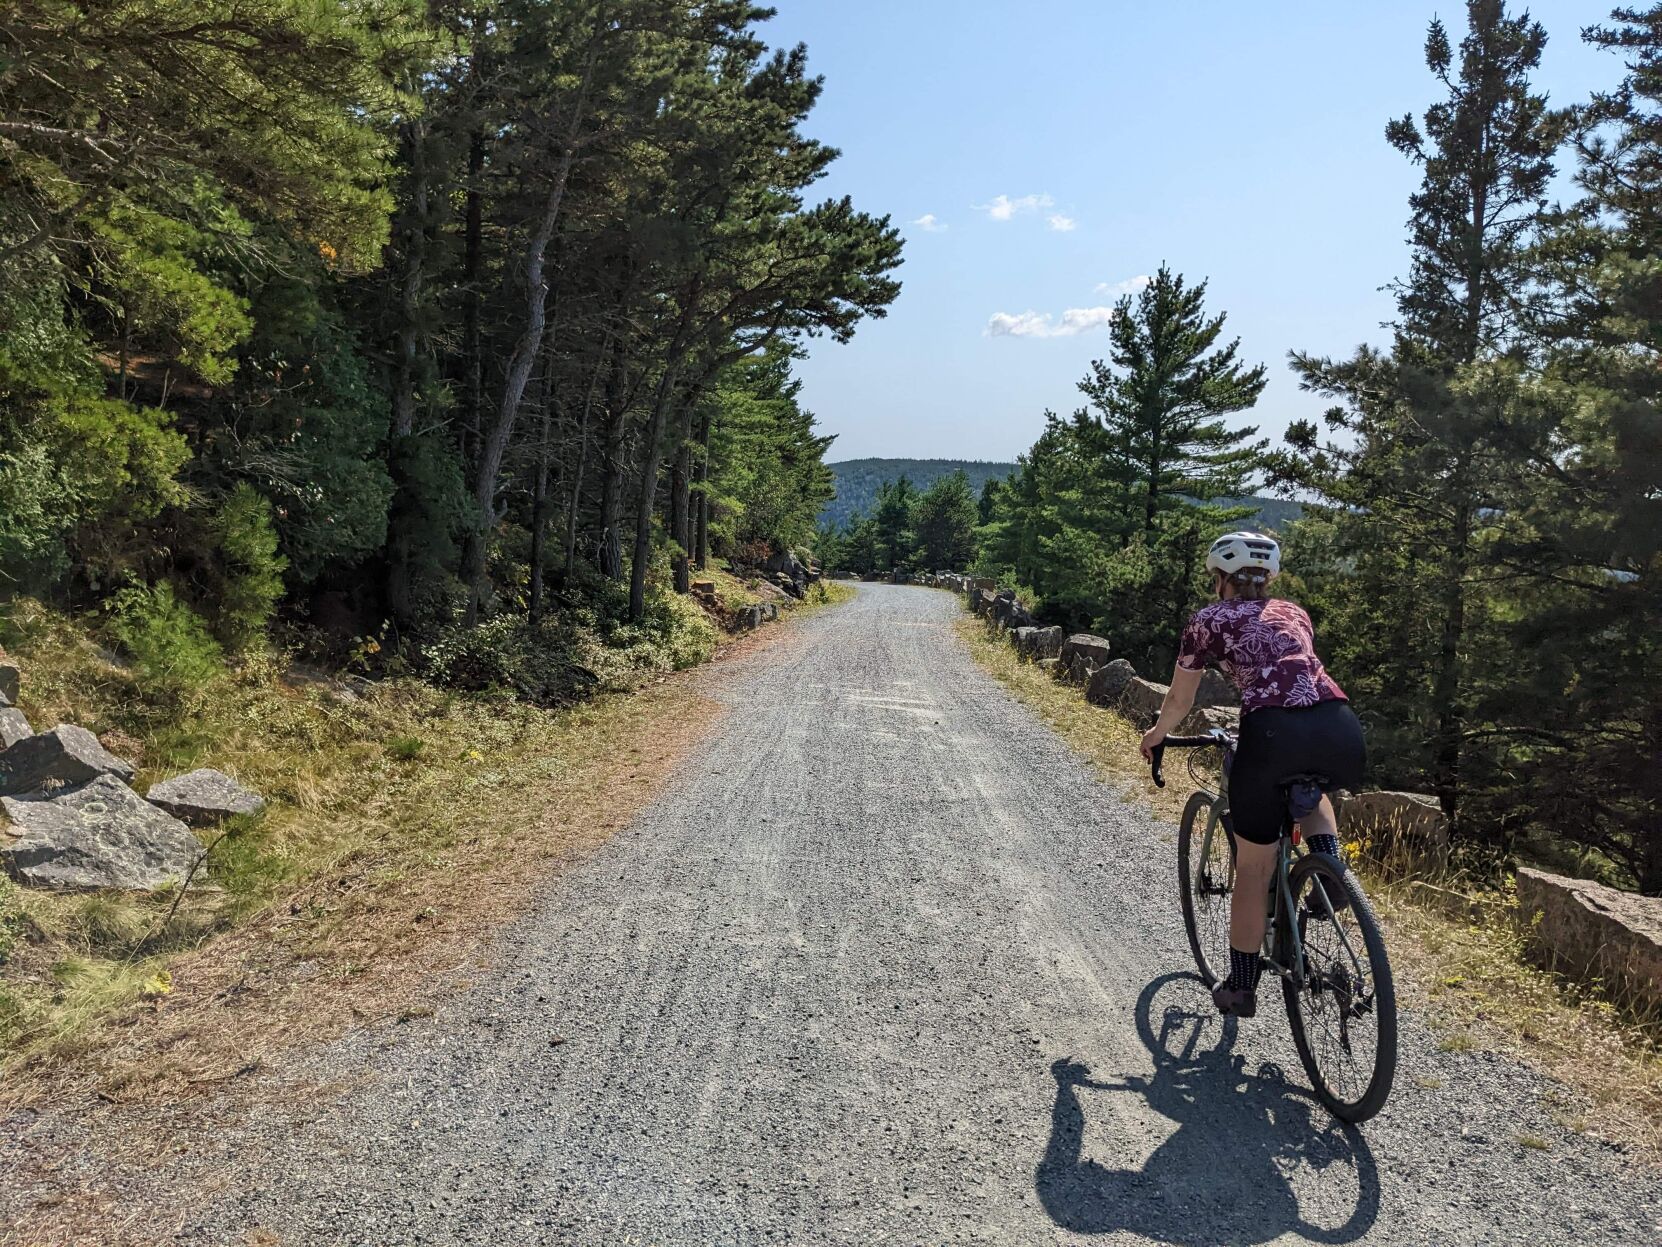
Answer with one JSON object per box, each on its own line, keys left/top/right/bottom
{"left": 1150, "top": 729, "right": 1398, "bottom": 1123}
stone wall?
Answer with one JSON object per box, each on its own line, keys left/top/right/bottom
{"left": 947, "top": 579, "right": 1662, "bottom": 1014}
{"left": 1516, "top": 867, "right": 1662, "bottom": 1017}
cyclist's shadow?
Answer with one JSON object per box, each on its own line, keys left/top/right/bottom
{"left": 1036, "top": 973, "right": 1381, "bottom": 1245}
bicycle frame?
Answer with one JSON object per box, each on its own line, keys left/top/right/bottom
{"left": 1191, "top": 786, "right": 1311, "bottom": 990}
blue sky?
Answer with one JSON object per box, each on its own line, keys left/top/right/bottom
{"left": 761, "top": 1, "right": 1624, "bottom": 463}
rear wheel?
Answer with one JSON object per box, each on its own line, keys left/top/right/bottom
{"left": 1282, "top": 854, "right": 1397, "bottom": 1123}
{"left": 1178, "top": 791, "right": 1234, "bottom": 987}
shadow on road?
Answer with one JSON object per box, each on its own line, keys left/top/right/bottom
{"left": 1036, "top": 973, "right": 1380, "bottom": 1245}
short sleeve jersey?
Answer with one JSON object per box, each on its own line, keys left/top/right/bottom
{"left": 1177, "top": 597, "right": 1346, "bottom": 714}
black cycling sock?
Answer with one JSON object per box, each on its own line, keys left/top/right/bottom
{"left": 1226, "top": 946, "right": 1260, "bottom": 992}
{"left": 1308, "top": 832, "right": 1344, "bottom": 869}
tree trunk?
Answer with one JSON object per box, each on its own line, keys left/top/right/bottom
{"left": 1431, "top": 491, "right": 1471, "bottom": 821}
{"left": 670, "top": 436, "right": 692, "bottom": 594}
{"left": 460, "top": 124, "right": 484, "bottom": 468}
{"left": 629, "top": 365, "right": 680, "bottom": 622}
{"left": 562, "top": 334, "right": 609, "bottom": 577}
{"left": 596, "top": 348, "right": 629, "bottom": 580}
{"left": 391, "top": 115, "right": 428, "bottom": 440}
{"left": 694, "top": 410, "right": 712, "bottom": 569}
{"left": 459, "top": 146, "right": 578, "bottom": 622}
{"left": 528, "top": 349, "right": 558, "bottom": 624}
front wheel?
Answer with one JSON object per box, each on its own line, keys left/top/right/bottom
{"left": 1177, "top": 791, "right": 1234, "bottom": 987}
{"left": 1282, "top": 854, "right": 1398, "bottom": 1123}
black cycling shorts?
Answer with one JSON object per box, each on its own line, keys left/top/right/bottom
{"left": 1228, "top": 699, "right": 1366, "bottom": 845}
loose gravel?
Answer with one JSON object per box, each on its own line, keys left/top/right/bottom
{"left": 28, "top": 586, "right": 1662, "bottom": 1244}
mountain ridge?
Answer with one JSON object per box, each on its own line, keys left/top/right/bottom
{"left": 822, "top": 458, "right": 1303, "bottom": 532}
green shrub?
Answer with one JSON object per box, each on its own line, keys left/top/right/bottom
{"left": 106, "top": 582, "right": 224, "bottom": 696}
{"left": 424, "top": 614, "right": 598, "bottom": 707}
{"left": 210, "top": 483, "right": 287, "bottom": 651}
{"left": 584, "top": 589, "right": 718, "bottom": 689}
{"left": 386, "top": 734, "right": 425, "bottom": 761}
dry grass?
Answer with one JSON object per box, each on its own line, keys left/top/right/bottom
{"left": 0, "top": 600, "right": 810, "bottom": 1106}
{"left": 954, "top": 612, "right": 1662, "bottom": 1154}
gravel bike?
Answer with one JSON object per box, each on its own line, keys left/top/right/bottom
{"left": 1150, "top": 729, "right": 1398, "bottom": 1123}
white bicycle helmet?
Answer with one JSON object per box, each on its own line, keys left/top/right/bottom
{"left": 1205, "top": 531, "right": 1280, "bottom": 580}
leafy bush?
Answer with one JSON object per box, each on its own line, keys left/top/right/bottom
{"left": 583, "top": 589, "right": 718, "bottom": 690}
{"left": 106, "top": 582, "right": 224, "bottom": 696}
{"left": 424, "top": 614, "right": 597, "bottom": 707}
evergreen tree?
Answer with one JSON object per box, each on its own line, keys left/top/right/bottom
{"left": 872, "top": 477, "right": 917, "bottom": 573}
{"left": 911, "top": 470, "right": 978, "bottom": 570}
{"left": 1076, "top": 265, "right": 1267, "bottom": 536}
{"left": 1468, "top": 5, "right": 1662, "bottom": 890}
{"left": 1283, "top": 0, "right": 1564, "bottom": 824}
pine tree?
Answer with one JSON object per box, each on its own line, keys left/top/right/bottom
{"left": 1076, "top": 265, "right": 1267, "bottom": 536}
{"left": 1470, "top": 5, "right": 1662, "bottom": 890}
{"left": 872, "top": 477, "right": 917, "bottom": 573}
{"left": 1284, "top": 0, "right": 1564, "bottom": 824}
{"left": 912, "top": 471, "right": 978, "bottom": 571}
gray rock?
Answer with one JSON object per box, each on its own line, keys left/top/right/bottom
{"left": 1194, "top": 668, "right": 1237, "bottom": 708}
{"left": 1335, "top": 790, "right": 1450, "bottom": 870}
{"left": 1060, "top": 634, "right": 1112, "bottom": 682}
{"left": 991, "top": 594, "right": 1031, "bottom": 630}
{"left": 1009, "top": 626, "right": 1038, "bottom": 656}
{"left": 0, "top": 661, "right": 18, "bottom": 706}
{"left": 1086, "top": 659, "right": 1139, "bottom": 707}
{"left": 1177, "top": 705, "right": 1239, "bottom": 736}
{"left": 0, "top": 708, "right": 32, "bottom": 750}
{"left": 1517, "top": 867, "right": 1662, "bottom": 1016}
{"left": 1118, "top": 677, "right": 1170, "bottom": 728}
{"left": 1030, "top": 626, "right": 1065, "bottom": 661}
{"left": 0, "top": 724, "right": 136, "bottom": 796}
{"left": 146, "top": 768, "right": 266, "bottom": 826}
{"left": 1, "top": 774, "right": 201, "bottom": 890}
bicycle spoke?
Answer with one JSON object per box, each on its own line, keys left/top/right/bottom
{"left": 1292, "top": 871, "right": 1384, "bottom": 1109}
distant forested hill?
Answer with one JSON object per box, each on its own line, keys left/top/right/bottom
{"left": 822, "top": 458, "right": 1303, "bottom": 532}
{"left": 822, "top": 459, "right": 1016, "bottom": 528}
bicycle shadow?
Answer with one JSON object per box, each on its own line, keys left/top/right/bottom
{"left": 1035, "top": 973, "right": 1381, "bottom": 1245}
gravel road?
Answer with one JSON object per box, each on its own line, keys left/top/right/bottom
{"left": 178, "top": 585, "right": 1659, "bottom": 1244}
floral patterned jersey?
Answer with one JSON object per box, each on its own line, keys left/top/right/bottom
{"left": 1177, "top": 597, "right": 1347, "bottom": 714}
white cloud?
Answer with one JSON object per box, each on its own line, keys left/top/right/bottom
{"left": 1047, "top": 214, "right": 1077, "bottom": 232}
{"left": 1093, "top": 274, "right": 1152, "bottom": 297}
{"left": 910, "top": 213, "right": 947, "bottom": 233}
{"left": 985, "top": 305, "right": 1119, "bottom": 338}
{"left": 975, "top": 192, "right": 1054, "bottom": 222}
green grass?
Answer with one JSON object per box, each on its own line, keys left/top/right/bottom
{"left": 384, "top": 734, "right": 426, "bottom": 762}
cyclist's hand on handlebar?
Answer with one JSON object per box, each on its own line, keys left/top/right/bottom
{"left": 1139, "top": 727, "right": 1166, "bottom": 763}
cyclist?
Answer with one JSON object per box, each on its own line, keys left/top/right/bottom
{"left": 1138, "top": 532, "right": 1365, "bottom": 1019}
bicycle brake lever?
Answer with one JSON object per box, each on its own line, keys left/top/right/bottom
{"left": 1150, "top": 743, "right": 1167, "bottom": 789}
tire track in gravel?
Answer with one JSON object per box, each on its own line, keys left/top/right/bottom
{"left": 154, "top": 586, "right": 1662, "bottom": 1244}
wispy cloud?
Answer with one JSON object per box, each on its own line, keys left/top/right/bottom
{"left": 975, "top": 193, "right": 1054, "bottom": 222}
{"left": 1093, "top": 274, "right": 1151, "bottom": 297}
{"left": 910, "top": 213, "right": 947, "bottom": 233}
{"left": 985, "top": 306, "right": 1119, "bottom": 338}
{"left": 1047, "top": 214, "right": 1077, "bottom": 232}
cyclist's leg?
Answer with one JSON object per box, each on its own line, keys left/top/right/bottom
{"left": 1230, "top": 839, "right": 1278, "bottom": 951}
{"left": 1295, "top": 701, "right": 1367, "bottom": 863}
{"left": 1219, "top": 710, "right": 1287, "bottom": 1010}
{"left": 1298, "top": 794, "right": 1341, "bottom": 860}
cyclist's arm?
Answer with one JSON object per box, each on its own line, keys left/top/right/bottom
{"left": 1138, "top": 664, "right": 1203, "bottom": 759}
